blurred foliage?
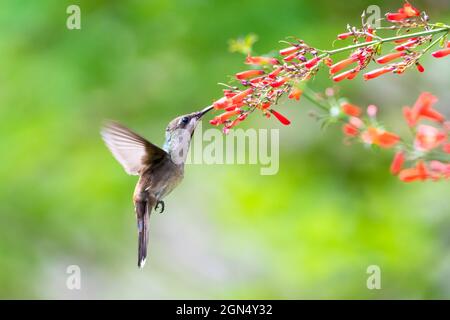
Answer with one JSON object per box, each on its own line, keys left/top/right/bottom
{"left": 0, "top": 0, "right": 449, "bottom": 299}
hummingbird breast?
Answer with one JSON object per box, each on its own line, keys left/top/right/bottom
{"left": 135, "top": 159, "right": 184, "bottom": 202}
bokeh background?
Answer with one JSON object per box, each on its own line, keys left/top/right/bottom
{"left": 0, "top": 0, "right": 449, "bottom": 299}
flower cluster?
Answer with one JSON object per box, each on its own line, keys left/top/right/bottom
{"left": 209, "top": 41, "right": 320, "bottom": 133}
{"left": 339, "top": 92, "right": 449, "bottom": 182}
{"left": 208, "top": 1, "right": 448, "bottom": 133}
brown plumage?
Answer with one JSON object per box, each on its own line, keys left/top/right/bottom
{"left": 101, "top": 106, "right": 212, "bottom": 267}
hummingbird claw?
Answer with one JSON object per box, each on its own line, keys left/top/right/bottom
{"left": 155, "top": 200, "right": 165, "bottom": 214}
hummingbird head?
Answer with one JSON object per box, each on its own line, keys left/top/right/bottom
{"left": 163, "top": 106, "right": 212, "bottom": 164}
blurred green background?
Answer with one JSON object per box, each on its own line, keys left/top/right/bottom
{"left": 0, "top": 0, "right": 449, "bottom": 299}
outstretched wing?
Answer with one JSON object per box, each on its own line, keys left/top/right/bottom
{"left": 101, "top": 121, "right": 168, "bottom": 175}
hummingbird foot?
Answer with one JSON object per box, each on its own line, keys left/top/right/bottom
{"left": 155, "top": 200, "right": 165, "bottom": 214}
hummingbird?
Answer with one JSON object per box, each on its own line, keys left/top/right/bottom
{"left": 101, "top": 105, "right": 212, "bottom": 268}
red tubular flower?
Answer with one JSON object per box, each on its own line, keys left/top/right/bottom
{"left": 245, "top": 55, "right": 279, "bottom": 65}
{"left": 329, "top": 57, "right": 358, "bottom": 74}
{"left": 230, "top": 88, "right": 253, "bottom": 104}
{"left": 343, "top": 123, "right": 359, "bottom": 137}
{"left": 235, "top": 69, "right": 265, "bottom": 80}
{"left": 210, "top": 109, "right": 241, "bottom": 125}
{"left": 268, "top": 67, "right": 283, "bottom": 79}
{"left": 270, "top": 77, "right": 289, "bottom": 88}
{"left": 386, "top": 12, "right": 408, "bottom": 21}
{"left": 415, "top": 63, "right": 425, "bottom": 73}
{"left": 249, "top": 76, "right": 266, "bottom": 84}
{"left": 399, "top": 161, "right": 429, "bottom": 182}
{"left": 363, "top": 67, "right": 394, "bottom": 80}
{"left": 332, "top": 70, "right": 354, "bottom": 82}
{"left": 279, "top": 46, "right": 299, "bottom": 56}
{"left": 431, "top": 48, "right": 450, "bottom": 58}
{"left": 213, "top": 96, "right": 231, "bottom": 110}
{"left": 386, "top": 2, "right": 420, "bottom": 22}
{"left": 288, "top": 87, "right": 303, "bottom": 101}
{"left": 366, "top": 27, "right": 374, "bottom": 42}
{"left": 260, "top": 102, "right": 271, "bottom": 110}
{"left": 403, "top": 92, "right": 443, "bottom": 127}
{"left": 414, "top": 124, "right": 446, "bottom": 151}
{"left": 402, "top": 3, "right": 421, "bottom": 17}
{"left": 362, "top": 127, "right": 400, "bottom": 148}
{"left": 269, "top": 109, "right": 291, "bottom": 125}
{"left": 283, "top": 52, "right": 299, "bottom": 62}
{"left": 443, "top": 143, "right": 450, "bottom": 154}
{"left": 376, "top": 52, "right": 406, "bottom": 64}
{"left": 223, "top": 90, "right": 237, "bottom": 98}
{"left": 337, "top": 32, "right": 353, "bottom": 40}
{"left": 347, "top": 70, "right": 359, "bottom": 80}
{"left": 341, "top": 102, "right": 362, "bottom": 117}
{"left": 304, "top": 57, "right": 321, "bottom": 69}
{"left": 390, "top": 151, "right": 405, "bottom": 175}
{"left": 395, "top": 39, "right": 419, "bottom": 51}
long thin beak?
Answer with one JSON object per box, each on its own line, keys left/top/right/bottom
{"left": 195, "top": 105, "right": 214, "bottom": 119}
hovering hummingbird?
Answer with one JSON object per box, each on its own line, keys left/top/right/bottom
{"left": 101, "top": 106, "right": 212, "bottom": 268}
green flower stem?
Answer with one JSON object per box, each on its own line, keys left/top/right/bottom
{"left": 318, "top": 27, "right": 449, "bottom": 58}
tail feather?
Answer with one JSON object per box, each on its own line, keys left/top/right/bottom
{"left": 136, "top": 199, "right": 153, "bottom": 268}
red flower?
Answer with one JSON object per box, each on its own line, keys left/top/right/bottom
{"left": 332, "top": 69, "right": 357, "bottom": 82}
{"left": 363, "top": 67, "right": 394, "bottom": 80}
{"left": 235, "top": 70, "right": 264, "bottom": 80}
{"left": 395, "top": 38, "right": 419, "bottom": 51}
{"left": 376, "top": 52, "right": 405, "bottom": 64}
{"left": 403, "top": 92, "right": 443, "bottom": 127}
{"left": 341, "top": 102, "right": 362, "bottom": 117}
{"left": 386, "top": 2, "right": 420, "bottom": 22}
{"left": 443, "top": 143, "right": 450, "bottom": 154}
{"left": 259, "top": 102, "right": 271, "bottom": 110}
{"left": 279, "top": 46, "right": 299, "bottom": 56}
{"left": 270, "top": 109, "right": 291, "bottom": 125}
{"left": 213, "top": 96, "right": 231, "bottom": 110}
{"left": 283, "top": 52, "right": 299, "bottom": 62}
{"left": 337, "top": 32, "right": 353, "bottom": 40}
{"left": 361, "top": 127, "right": 400, "bottom": 148}
{"left": 245, "top": 56, "right": 279, "bottom": 65}
{"left": 304, "top": 57, "right": 321, "bottom": 69}
{"left": 249, "top": 76, "right": 266, "bottom": 84}
{"left": 399, "top": 161, "right": 429, "bottom": 182}
{"left": 390, "top": 151, "right": 405, "bottom": 175}
{"left": 431, "top": 48, "right": 450, "bottom": 58}
{"left": 415, "top": 62, "right": 425, "bottom": 73}
{"left": 366, "top": 27, "right": 374, "bottom": 42}
{"left": 386, "top": 12, "right": 408, "bottom": 21}
{"left": 268, "top": 67, "right": 283, "bottom": 79}
{"left": 210, "top": 109, "right": 241, "bottom": 125}
{"left": 329, "top": 57, "right": 358, "bottom": 74}
{"left": 402, "top": 2, "right": 421, "bottom": 17}
{"left": 270, "top": 77, "right": 289, "bottom": 88}
{"left": 414, "top": 124, "right": 446, "bottom": 151}
{"left": 343, "top": 123, "right": 359, "bottom": 137}
{"left": 230, "top": 88, "right": 253, "bottom": 104}
{"left": 288, "top": 87, "right": 302, "bottom": 101}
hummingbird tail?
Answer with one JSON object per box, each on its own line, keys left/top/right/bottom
{"left": 136, "top": 200, "right": 151, "bottom": 268}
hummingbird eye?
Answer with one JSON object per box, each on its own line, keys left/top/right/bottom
{"left": 180, "top": 116, "right": 190, "bottom": 125}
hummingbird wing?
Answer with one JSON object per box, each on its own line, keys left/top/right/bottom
{"left": 101, "top": 121, "right": 168, "bottom": 175}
